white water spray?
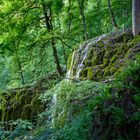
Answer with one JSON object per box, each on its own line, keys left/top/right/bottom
{"left": 66, "top": 50, "right": 76, "bottom": 78}
{"left": 66, "top": 34, "right": 106, "bottom": 79}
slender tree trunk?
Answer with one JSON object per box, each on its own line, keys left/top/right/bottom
{"left": 97, "top": 0, "right": 102, "bottom": 34}
{"left": 16, "top": 53, "right": 25, "bottom": 85}
{"left": 19, "top": 63, "right": 25, "bottom": 85}
{"left": 62, "top": 42, "right": 67, "bottom": 63}
{"left": 41, "top": 0, "right": 52, "bottom": 30}
{"left": 108, "top": 0, "right": 118, "bottom": 29}
{"left": 78, "top": 0, "right": 88, "bottom": 40}
{"left": 68, "top": 0, "right": 72, "bottom": 32}
{"left": 132, "top": 0, "right": 140, "bottom": 35}
{"left": 123, "top": 0, "right": 126, "bottom": 29}
{"left": 51, "top": 38, "right": 63, "bottom": 76}
{"left": 41, "top": 0, "right": 63, "bottom": 76}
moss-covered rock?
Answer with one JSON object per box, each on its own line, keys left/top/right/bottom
{"left": 0, "top": 87, "right": 44, "bottom": 122}
{"left": 0, "top": 73, "right": 61, "bottom": 123}
{"left": 66, "top": 29, "right": 140, "bottom": 80}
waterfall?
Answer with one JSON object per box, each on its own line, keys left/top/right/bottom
{"left": 66, "top": 50, "right": 76, "bottom": 79}
{"left": 66, "top": 34, "right": 106, "bottom": 79}
{"left": 75, "top": 44, "right": 90, "bottom": 78}
{"left": 51, "top": 93, "right": 57, "bottom": 125}
{"left": 52, "top": 94, "right": 57, "bottom": 105}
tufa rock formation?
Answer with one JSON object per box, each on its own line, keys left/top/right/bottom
{"left": 66, "top": 29, "right": 140, "bottom": 81}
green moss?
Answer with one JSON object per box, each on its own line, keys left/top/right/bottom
{"left": 85, "top": 60, "right": 92, "bottom": 67}
{"left": 0, "top": 90, "right": 44, "bottom": 122}
{"left": 66, "top": 30, "right": 140, "bottom": 81}
{"left": 87, "top": 67, "right": 93, "bottom": 79}
{"left": 103, "top": 68, "right": 110, "bottom": 77}
{"left": 67, "top": 53, "right": 73, "bottom": 71}
{"left": 81, "top": 69, "right": 88, "bottom": 78}
{"left": 1, "top": 109, "right": 5, "bottom": 121}
{"left": 110, "top": 67, "right": 117, "bottom": 75}
{"left": 86, "top": 48, "right": 94, "bottom": 60}
{"left": 87, "top": 66, "right": 102, "bottom": 80}
{"left": 129, "top": 35, "right": 140, "bottom": 45}
{"left": 110, "top": 55, "right": 117, "bottom": 64}
{"left": 102, "top": 58, "right": 110, "bottom": 68}
{"left": 98, "top": 41, "right": 104, "bottom": 47}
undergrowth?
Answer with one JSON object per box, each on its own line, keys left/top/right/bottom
{"left": 1, "top": 56, "right": 140, "bottom": 140}
{"left": 35, "top": 56, "right": 140, "bottom": 140}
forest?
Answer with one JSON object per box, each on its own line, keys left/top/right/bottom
{"left": 0, "top": 0, "right": 140, "bottom": 139}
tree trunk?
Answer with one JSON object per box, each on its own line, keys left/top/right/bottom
{"left": 97, "top": 0, "right": 102, "bottom": 34}
{"left": 51, "top": 38, "right": 63, "bottom": 76}
{"left": 108, "top": 0, "right": 118, "bottom": 29}
{"left": 16, "top": 53, "right": 25, "bottom": 85}
{"left": 78, "top": 0, "right": 88, "bottom": 40}
{"left": 68, "top": 0, "right": 72, "bottom": 32}
{"left": 132, "top": 0, "right": 140, "bottom": 35}
{"left": 62, "top": 42, "right": 67, "bottom": 63}
{"left": 41, "top": 0, "right": 52, "bottom": 30}
{"left": 41, "top": 0, "right": 63, "bottom": 76}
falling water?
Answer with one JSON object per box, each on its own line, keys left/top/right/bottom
{"left": 66, "top": 50, "right": 76, "bottom": 79}
{"left": 52, "top": 94, "right": 57, "bottom": 105}
{"left": 75, "top": 44, "right": 90, "bottom": 78}
{"left": 51, "top": 93, "right": 57, "bottom": 125}
{"left": 66, "top": 34, "right": 106, "bottom": 79}
{"left": 75, "top": 34, "right": 106, "bottom": 78}
{"left": 52, "top": 50, "right": 77, "bottom": 123}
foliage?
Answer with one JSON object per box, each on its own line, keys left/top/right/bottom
{"left": 36, "top": 80, "right": 109, "bottom": 140}
{"left": 0, "top": 0, "right": 139, "bottom": 140}
{"left": 90, "top": 57, "right": 140, "bottom": 140}
{"left": 0, "top": 0, "right": 131, "bottom": 89}
{"left": 32, "top": 55, "right": 140, "bottom": 140}
{"left": 0, "top": 119, "right": 33, "bottom": 140}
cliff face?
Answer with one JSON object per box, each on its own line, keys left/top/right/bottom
{"left": 66, "top": 29, "right": 140, "bottom": 80}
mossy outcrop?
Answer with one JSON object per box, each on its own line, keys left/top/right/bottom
{"left": 0, "top": 72, "right": 61, "bottom": 123}
{"left": 66, "top": 29, "right": 140, "bottom": 80}
{"left": 0, "top": 86, "right": 44, "bottom": 122}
